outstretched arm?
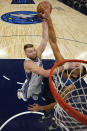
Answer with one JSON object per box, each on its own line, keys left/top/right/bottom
{"left": 46, "top": 16, "right": 64, "bottom": 62}
{"left": 37, "top": 5, "right": 64, "bottom": 62}
{"left": 24, "top": 60, "right": 63, "bottom": 77}
{"left": 28, "top": 102, "right": 57, "bottom": 112}
{"left": 37, "top": 21, "right": 48, "bottom": 58}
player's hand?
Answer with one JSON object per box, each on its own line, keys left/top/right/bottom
{"left": 38, "top": 8, "right": 50, "bottom": 20}
{"left": 27, "top": 104, "right": 43, "bottom": 111}
{"left": 37, "top": 1, "right": 52, "bottom": 20}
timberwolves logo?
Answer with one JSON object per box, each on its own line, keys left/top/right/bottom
{"left": 1, "top": 11, "right": 42, "bottom": 24}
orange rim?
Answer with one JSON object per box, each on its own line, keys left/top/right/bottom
{"left": 49, "top": 59, "right": 87, "bottom": 125}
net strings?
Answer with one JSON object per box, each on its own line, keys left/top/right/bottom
{"left": 52, "top": 62, "right": 87, "bottom": 131}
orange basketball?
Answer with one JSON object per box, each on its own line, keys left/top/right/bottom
{"left": 37, "top": 1, "right": 52, "bottom": 16}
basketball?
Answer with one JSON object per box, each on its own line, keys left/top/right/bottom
{"left": 37, "top": 1, "right": 52, "bottom": 18}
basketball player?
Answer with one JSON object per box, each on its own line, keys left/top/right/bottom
{"left": 28, "top": 3, "right": 87, "bottom": 130}
{"left": 17, "top": 20, "right": 64, "bottom": 101}
{"left": 28, "top": 0, "right": 86, "bottom": 112}
{"left": 17, "top": 20, "right": 49, "bottom": 101}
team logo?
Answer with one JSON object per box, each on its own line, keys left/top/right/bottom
{"left": 1, "top": 11, "right": 42, "bottom": 24}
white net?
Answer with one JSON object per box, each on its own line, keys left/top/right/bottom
{"left": 51, "top": 61, "right": 87, "bottom": 131}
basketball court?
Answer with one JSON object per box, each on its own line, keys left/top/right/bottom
{"left": 0, "top": 0, "right": 87, "bottom": 131}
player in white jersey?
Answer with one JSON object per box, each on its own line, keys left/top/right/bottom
{"left": 17, "top": 20, "right": 63, "bottom": 101}
{"left": 17, "top": 21, "right": 49, "bottom": 101}
{"left": 18, "top": 56, "right": 43, "bottom": 101}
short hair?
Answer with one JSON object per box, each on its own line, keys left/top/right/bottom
{"left": 24, "top": 44, "right": 33, "bottom": 50}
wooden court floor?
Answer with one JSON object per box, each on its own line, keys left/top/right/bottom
{"left": 0, "top": 0, "right": 87, "bottom": 59}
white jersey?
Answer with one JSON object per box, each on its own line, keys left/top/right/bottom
{"left": 23, "top": 57, "right": 43, "bottom": 100}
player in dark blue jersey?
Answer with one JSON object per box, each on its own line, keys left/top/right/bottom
{"left": 28, "top": 2, "right": 87, "bottom": 130}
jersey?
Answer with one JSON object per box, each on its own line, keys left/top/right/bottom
{"left": 20, "top": 56, "right": 43, "bottom": 100}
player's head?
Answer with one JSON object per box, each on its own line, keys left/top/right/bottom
{"left": 24, "top": 44, "right": 37, "bottom": 59}
{"left": 70, "top": 66, "right": 86, "bottom": 79}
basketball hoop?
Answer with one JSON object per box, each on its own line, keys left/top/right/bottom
{"left": 49, "top": 59, "right": 87, "bottom": 131}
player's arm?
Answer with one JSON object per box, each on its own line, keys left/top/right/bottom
{"left": 28, "top": 102, "right": 57, "bottom": 111}
{"left": 24, "top": 60, "right": 50, "bottom": 77}
{"left": 24, "top": 60, "right": 63, "bottom": 77}
{"left": 37, "top": 21, "right": 48, "bottom": 58}
{"left": 37, "top": 3, "right": 63, "bottom": 62}
{"left": 47, "top": 16, "right": 64, "bottom": 62}
{"left": 60, "top": 84, "right": 75, "bottom": 100}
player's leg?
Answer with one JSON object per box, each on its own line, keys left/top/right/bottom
{"left": 17, "top": 79, "right": 28, "bottom": 101}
